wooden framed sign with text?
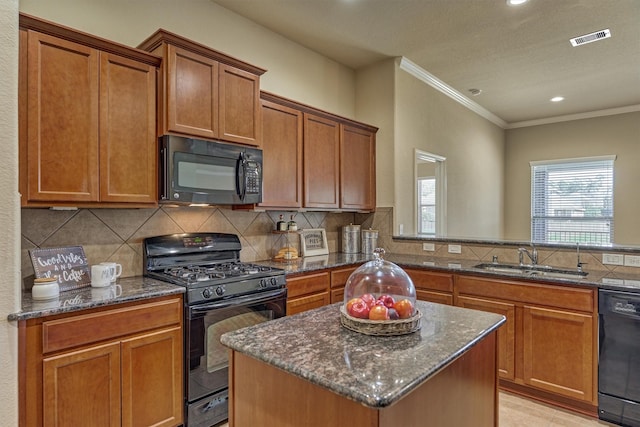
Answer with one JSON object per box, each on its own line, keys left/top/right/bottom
{"left": 300, "top": 229, "right": 329, "bottom": 257}
{"left": 29, "top": 246, "right": 91, "bottom": 291}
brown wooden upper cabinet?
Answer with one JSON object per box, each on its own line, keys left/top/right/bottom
{"left": 19, "top": 14, "right": 160, "bottom": 208}
{"left": 260, "top": 92, "right": 377, "bottom": 212}
{"left": 260, "top": 99, "right": 304, "bottom": 208}
{"left": 340, "top": 124, "right": 376, "bottom": 212}
{"left": 138, "top": 29, "right": 265, "bottom": 147}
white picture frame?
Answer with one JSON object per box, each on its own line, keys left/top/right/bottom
{"left": 299, "top": 228, "right": 329, "bottom": 257}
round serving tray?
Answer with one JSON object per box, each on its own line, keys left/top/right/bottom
{"left": 339, "top": 305, "right": 422, "bottom": 336}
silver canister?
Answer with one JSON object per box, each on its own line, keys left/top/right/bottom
{"left": 342, "top": 224, "right": 361, "bottom": 253}
{"left": 361, "top": 228, "right": 379, "bottom": 254}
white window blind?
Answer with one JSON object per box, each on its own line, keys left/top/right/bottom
{"left": 531, "top": 156, "right": 615, "bottom": 245}
{"left": 418, "top": 177, "right": 436, "bottom": 235}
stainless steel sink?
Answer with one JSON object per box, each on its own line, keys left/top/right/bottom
{"left": 473, "top": 263, "right": 588, "bottom": 279}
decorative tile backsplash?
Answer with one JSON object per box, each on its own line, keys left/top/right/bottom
{"left": 20, "top": 206, "right": 391, "bottom": 289}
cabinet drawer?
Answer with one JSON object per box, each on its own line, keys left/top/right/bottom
{"left": 405, "top": 269, "right": 454, "bottom": 293}
{"left": 287, "top": 292, "right": 330, "bottom": 316}
{"left": 330, "top": 267, "right": 357, "bottom": 289}
{"left": 286, "top": 271, "right": 330, "bottom": 298}
{"left": 456, "top": 275, "right": 594, "bottom": 312}
{"left": 42, "top": 298, "right": 182, "bottom": 354}
{"left": 416, "top": 289, "right": 453, "bottom": 306}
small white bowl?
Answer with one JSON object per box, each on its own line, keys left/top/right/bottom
{"left": 32, "top": 278, "right": 60, "bottom": 300}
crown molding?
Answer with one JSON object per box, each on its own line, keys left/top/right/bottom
{"left": 506, "top": 104, "right": 640, "bottom": 129}
{"left": 398, "top": 57, "right": 508, "bottom": 128}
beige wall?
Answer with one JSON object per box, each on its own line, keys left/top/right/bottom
{"left": 355, "top": 58, "right": 396, "bottom": 208}
{"left": 0, "top": 0, "right": 20, "bottom": 425}
{"left": 505, "top": 112, "right": 640, "bottom": 245}
{"left": 394, "top": 67, "right": 505, "bottom": 238}
{"left": 19, "top": 0, "right": 357, "bottom": 119}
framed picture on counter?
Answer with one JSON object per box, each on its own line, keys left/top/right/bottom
{"left": 300, "top": 228, "right": 329, "bottom": 257}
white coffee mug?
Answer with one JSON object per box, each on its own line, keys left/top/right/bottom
{"left": 99, "top": 262, "right": 122, "bottom": 284}
{"left": 91, "top": 264, "right": 113, "bottom": 288}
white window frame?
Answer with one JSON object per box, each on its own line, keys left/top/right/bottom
{"left": 530, "top": 155, "right": 616, "bottom": 245}
{"left": 414, "top": 149, "right": 446, "bottom": 236}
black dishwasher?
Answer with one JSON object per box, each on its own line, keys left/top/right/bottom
{"left": 599, "top": 289, "right": 640, "bottom": 426}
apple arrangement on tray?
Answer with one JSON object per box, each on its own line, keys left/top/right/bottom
{"left": 340, "top": 293, "right": 422, "bottom": 336}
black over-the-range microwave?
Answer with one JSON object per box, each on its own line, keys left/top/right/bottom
{"left": 159, "top": 135, "right": 263, "bottom": 205}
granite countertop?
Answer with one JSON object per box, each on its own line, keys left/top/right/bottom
{"left": 8, "top": 276, "right": 184, "bottom": 321}
{"left": 220, "top": 300, "right": 505, "bottom": 408}
{"left": 260, "top": 252, "right": 640, "bottom": 293}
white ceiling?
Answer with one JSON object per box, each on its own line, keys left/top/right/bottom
{"left": 211, "top": 0, "right": 640, "bottom": 126}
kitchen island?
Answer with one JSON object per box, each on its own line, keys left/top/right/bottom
{"left": 221, "top": 300, "right": 505, "bottom": 427}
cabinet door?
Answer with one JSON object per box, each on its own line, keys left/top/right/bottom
{"left": 26, "top": 31, "right": 99, "bottom": 203}
{"left": 458, "top": 296, "right": 516, "bottom": 381}
{"left": 303, "top": 113, "right": 340, "bottom": 209}
{"left": 260, "top": 100, "right": 303, "bottom": 208}
{"left": 166, "top": 44, "right": 218, "bottom": 139}
{"left": 340, "top": 124, "right": 376, "bottom": 211}
{"left": 43, "top": 342, "right": 121, "bottom": 427}
{"left": 219, "top": 64, "right": 261, "bottom": 146}
{"left": 121, "top": 327, "right": 183, "bottom": 427}
{"left": 99, "top": 52, "right": 157, "bottom": 204}
{"left": 523, "top": 305, "right": 595, "bottom": 403}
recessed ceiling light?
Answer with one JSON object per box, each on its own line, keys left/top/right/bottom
{"left": 550, "top": 96, "right": 564, "bottom": 102}
{"left": 506, "top": 0, "right": 528, "bottom": 5}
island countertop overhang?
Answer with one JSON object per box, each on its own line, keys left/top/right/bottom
{"left": 221, "top": 300, "right": 505, "bottom": 408}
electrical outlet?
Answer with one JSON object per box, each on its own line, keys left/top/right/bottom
{"left": 448, "top": 244, "right": 462, "bottom": 254}
{"left": 624, "top": 255, "right": 640, "bottom": 267}
{"left": 603, "top": 253, "right": 624, "bottom": 265}
{"left": 423, "top": 243, "right": 435, "bottom": 251}
{"left": 448, "top": 263, "right": 462, "bottom": 269}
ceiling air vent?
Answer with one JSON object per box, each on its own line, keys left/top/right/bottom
{"left": 570, "top": 29, "right": 611, "bottom": 47}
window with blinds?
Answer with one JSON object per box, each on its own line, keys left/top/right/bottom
{"left": 531, "top": 156, "right": 615, "bottom": 245}
{"left": 418, "top": 177, "right": 436, "bottom": 235}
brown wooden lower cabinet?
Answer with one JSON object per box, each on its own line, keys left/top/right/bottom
{"left": 457, "top": 295, "right": 516, "bottom": 381}
{"left": 286, "top": 271, "right": 331, "bottom": 315}
{"left": 330, "top": 266, "right": 357, "bottom": 304}
{"left": 20, "top": 296, "right": 183, "bottom": 427}
{"left": 522, "top": 305, "right": 595, "bottom": 402}
{"left": 227, "top": 331, "right": 498, "bottom": 427}
{"left": 455, "top": 274, "right": 598, "bottom": 416}
{"left": 404, "top": 268, "right": 453, "bottom": 305}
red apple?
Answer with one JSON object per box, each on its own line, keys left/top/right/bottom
{"left": 360, "top": 293, "right": 376, "bottom": 308}
{"left": 369, "top": 305, "right": 389, "bottom": 320}
{"left": 377, "top": 294, "right": 396, "bottom": 309}
{"left": 348, "top": 299, "right": 370, "bottom": 319}
{"left": 346, "top": 298, "right": 363, "bottom": 313}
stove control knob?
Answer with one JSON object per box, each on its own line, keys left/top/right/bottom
{"left": 202, "top": 288, "right": 213, "bottom": 299}
{"left": 215, "top": 286, "right": 225, "bottom": 296}
{"left": 259, "top": 279, "right": 267, "bottom": 288}
{"left": 270, "top": 278, "right": 277, "bottom": 286}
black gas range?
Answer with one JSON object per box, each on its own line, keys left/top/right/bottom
{"left": 143, "top": 233, "right": 287, "bottom": 426}
{"left": 143, "top": 232, "right": 286, "bottom": 305}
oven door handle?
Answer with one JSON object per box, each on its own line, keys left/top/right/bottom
{"left": 188, "top": 287, "right": 287, "bottom": 317}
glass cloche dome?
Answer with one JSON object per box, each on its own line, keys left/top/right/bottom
{"left": 343, "top": 248, "right": 417, "bottom": 322}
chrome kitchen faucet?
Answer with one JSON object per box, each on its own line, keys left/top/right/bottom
{"left": 518, "top": 244, "right": 538, "bottom": 266}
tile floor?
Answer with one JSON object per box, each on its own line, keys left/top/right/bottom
{"left": 213, "top": 392, "right": 616, "bottom": 426}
